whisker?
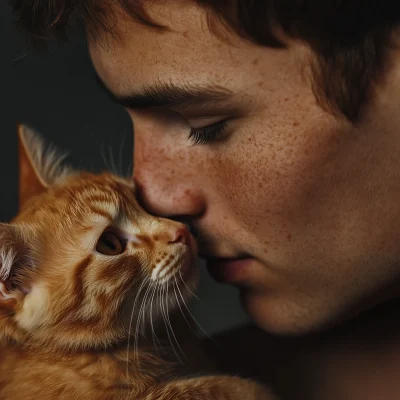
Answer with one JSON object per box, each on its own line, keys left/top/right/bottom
{"left": 126, "top": 277, "right": 148, "bottom": 380}
{"left": 125, "top": 160, "right": 133, "bottom": 179}
{"left": 60, "top": 184, "right": 77, "bottom": 204}
{"left": 149, "top": 283, "right": 162, "bottom": 354}
{"left": 173, "top": 277, "right": 201, "bottom": 339}
{"left": 164, "top": 283, "right": 187, "bottom": 362}
{"left": 137, "top": 282, "right": 153, "bottom": 339}
{"left": 178, "top": 270, "right": 200, "bottom": 300}
{"left": 118, "top": 132, "right": 126, "bottom": 177}
{"left": 159, "top": 283, "right": 173, "bottom": 354}
{"left": 133, "top": 280, "right": 153, "bottom": 371}
{"left": 160, "top": 283, "right": 184, "bottom": 364}
{"left": 108, "top": 146, "right": 118, "bottom": 176}
{"left": 12, "top": 47, "right": 29, "bottom": 62}
{"left": 175, "top": 278, "right": 216, "bottom": 343}
{"left": 98, "top": 139, "right": 113, "bottom": 172}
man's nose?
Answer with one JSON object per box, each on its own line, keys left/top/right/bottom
{"left": 133, "top": 137, "right": 205, "bottom": 220}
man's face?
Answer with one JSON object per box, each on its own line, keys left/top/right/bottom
{"left": 90, "top": 2, "right": 400, "bottom": 334}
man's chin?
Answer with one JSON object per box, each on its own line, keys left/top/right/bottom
{"left": 241, "top": 290, "right": 334, "bottom": 336}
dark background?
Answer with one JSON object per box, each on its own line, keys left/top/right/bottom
{"left": 2, "top": 2, "right": 249, "bottom": 334}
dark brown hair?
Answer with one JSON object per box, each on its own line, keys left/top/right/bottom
{"left": 10, "top": 0, "right": 400, "bottom": 121}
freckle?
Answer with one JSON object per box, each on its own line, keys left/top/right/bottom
{"left": 287, "top": 233, "right": 292, "bottom": 241}
{"left": 252, "top": 59, "right": 259, "bottom": 65}
{"left": 258, "top": 183, "right": 263, "bottom": 189}
{"left": 255, "top": 221, "right": 260, "bottom": 227}
{"left": 264, "top": 241, "right": 270, "bottom": 245}
{"left": 293, "top": 121, "right": 299, "bottom": 127}
{"left": 284, "top": 98, "right": 289, "bottom": 102}
{"left": 223, "top": 215, "right": 228, "bottom": 220}
{"left": 258, "top": 81, "right": 264, "bottom": 88}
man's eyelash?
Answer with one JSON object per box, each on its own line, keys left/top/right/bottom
{"left": 188, "top": 120, "right": 228, "bottom": 146}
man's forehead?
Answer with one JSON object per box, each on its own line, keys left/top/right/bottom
{"left": 89, "top": 10, "right": 245, "bottom": 100}
{"left": 93, "top": 0, "right": 217, "bottom": 46}
{"left": 88, "top": 0, "right": 289, "bottom": 108}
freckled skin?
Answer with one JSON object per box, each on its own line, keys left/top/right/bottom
{"left": 90, "top": 2, "right": 400, "bottom": 335}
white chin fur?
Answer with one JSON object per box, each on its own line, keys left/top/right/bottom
{"left": 151, "top": 255, "right": 179, "bottom": 282}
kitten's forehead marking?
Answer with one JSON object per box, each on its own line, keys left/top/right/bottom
{"left": 62, "top": 175, "right": 137, "bottom": 220}
{"left": 55, "top": 175, "right": 145, "bottom": 252}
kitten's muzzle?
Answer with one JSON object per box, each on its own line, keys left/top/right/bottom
{"left": 154, "top": 222, "right": 197, "bottom": 255}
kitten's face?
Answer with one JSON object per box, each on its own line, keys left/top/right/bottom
{"left": 0, "top": 128, "right": 197, "bottom": 350}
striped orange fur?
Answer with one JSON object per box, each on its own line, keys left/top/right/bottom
{"left": 0, "top": 125, "right": 275, "bottom": 400}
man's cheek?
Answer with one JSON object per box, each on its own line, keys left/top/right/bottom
{"left": 221, "top": 160, "right": 307, "bottom": 220}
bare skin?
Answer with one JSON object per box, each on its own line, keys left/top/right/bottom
{"left": 89, "top": 2, "right": 400, "bottom": 398}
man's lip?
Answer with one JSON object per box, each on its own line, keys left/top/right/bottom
{"left": 205, "top": 257, "right": 254, "bottom": 283}
{"left": 199, "top": 252, "right": 249, "bottom": 261}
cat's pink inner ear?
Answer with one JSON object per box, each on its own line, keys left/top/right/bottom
{"left": 18, "top": 124, "right": 48, "bottom": 210}
{"left": 0, "top": 224, "right": 31, "bottom": 313}
{"left": 0, "top": 283, "right": 18, "bottom": 301}
{"left": 0, "top": 282, "right": 19, "bottom": 315}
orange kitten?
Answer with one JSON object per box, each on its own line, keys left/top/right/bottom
{"left": 0, "top": 126, "right": 274, "bottom": 400}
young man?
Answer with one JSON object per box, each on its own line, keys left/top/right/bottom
{"left": 11, "top": 1, "right": 400, "bottom": 398}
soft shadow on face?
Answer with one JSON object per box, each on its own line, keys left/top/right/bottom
{"left": 89, "top": 2, "right": 400, "bottom": 335}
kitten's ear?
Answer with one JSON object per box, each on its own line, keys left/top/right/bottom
{"left": 0, "top": 223, "right": 31, "bottom": 315}
{"left": 18, "top": 124, "right": 68, "bottom": 210}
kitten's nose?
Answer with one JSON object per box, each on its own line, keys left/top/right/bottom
{"left": 153, "top": 222, "right": 195, "bottom": 251}
{"left": 168, "top": 226, "right": 190, "bottom": 245}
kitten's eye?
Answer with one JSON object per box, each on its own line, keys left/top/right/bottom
{"left": 96, "top": 229, "right": 126, "bottom": 256}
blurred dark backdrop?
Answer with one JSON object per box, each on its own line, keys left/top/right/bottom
{"left": 2, "top": 2, "right": 249, "bottom": 334}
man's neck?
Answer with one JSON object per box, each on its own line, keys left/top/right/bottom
{"left": 204, "top": 298, "right": 400, "bottom": 400}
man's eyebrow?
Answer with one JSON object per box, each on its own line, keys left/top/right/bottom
{"left": 109, "top": 80, "right": 234, "bottom": 109}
